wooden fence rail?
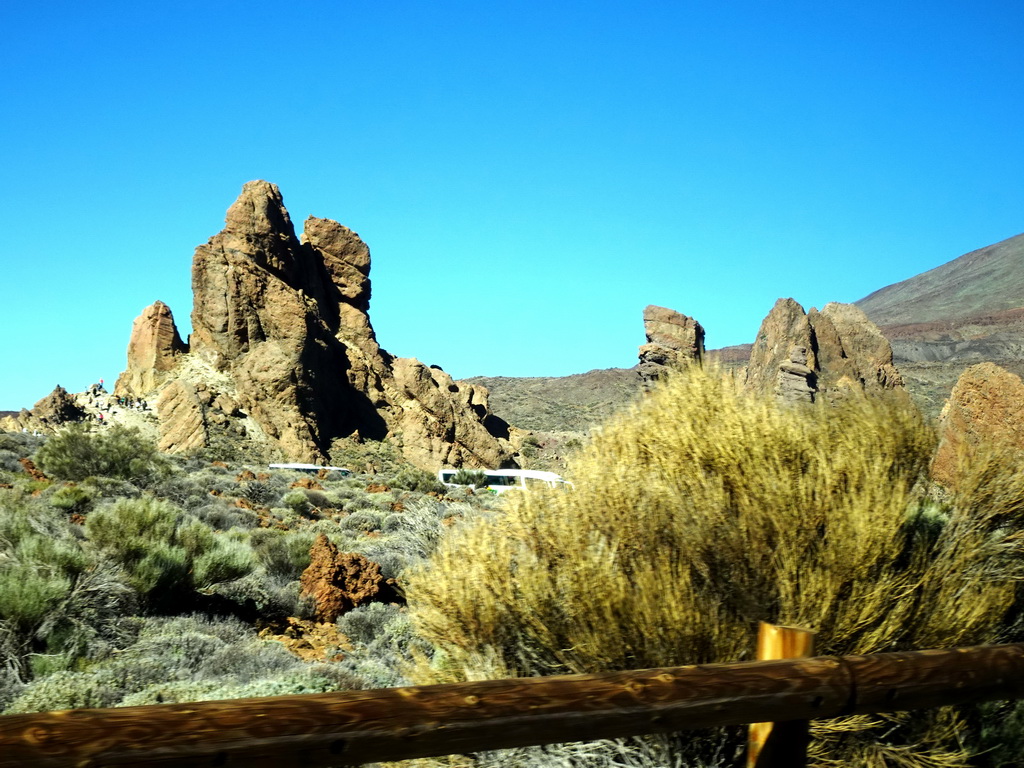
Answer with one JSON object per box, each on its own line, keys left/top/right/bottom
{"left": 3, "top": 643, "right": 1024, "bottom": 768}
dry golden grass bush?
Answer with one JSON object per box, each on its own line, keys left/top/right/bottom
{"left": 405, "top": 365, "right": 1024, "bottom": 767}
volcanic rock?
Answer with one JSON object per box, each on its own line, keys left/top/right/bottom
{"left": 932, "top": 363, "right": 1024, "bottom": 487}
{"left": 776, "top": 346, "right": 816, "bottom": 404}
{"left": 115, "top": 301, "right": 187, "bottom": 397}
{"left": 32, "top": 385, "right": 87, "bottom": 426}
{"left": 116, "top": 180, "right": 515, "bottom": 470}
{"left": 155, "top": 380, "right": 208, "bottom": 454}
{"left": 637, "top": 305, "right": 705, "bottom": 384}
{"left": 299, "top": 534, "right": 397, "bottom": 622}
{"left": 746, "top": 299, "right": 904, "bottom": 403}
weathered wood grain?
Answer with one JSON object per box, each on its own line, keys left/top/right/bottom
{"left": 1, "top": 644, "right": 1023, "bottom": 767}
{"left": 747, "top": 622, "right": 816, "bottom": 768}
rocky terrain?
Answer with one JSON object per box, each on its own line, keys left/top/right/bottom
{"left": 4, "top": 182, "right": 520, "bottom": 471}
{"left": 4, "top": 186, "right": 1020, "bottom": 450}
{"left": 853, "top": 231, "right": 1024, "bottom": 418}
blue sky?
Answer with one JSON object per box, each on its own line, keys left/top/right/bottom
{"left": 2, "top": 1, "right": 1023, "bottom": 410}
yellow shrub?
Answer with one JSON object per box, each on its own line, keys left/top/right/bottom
{"left": 406, "top": 365, "right": 1023, "bottom": 766}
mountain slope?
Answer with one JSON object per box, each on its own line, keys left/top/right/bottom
{"left": 856, "top": 232, "right": 1024, "bottom": 326}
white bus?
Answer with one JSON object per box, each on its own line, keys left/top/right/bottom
{"left": 268, "top": 463, "right": 351, "bottom": 476}
{"left": 437, "top": 468, "right": 572, "bottom": 494}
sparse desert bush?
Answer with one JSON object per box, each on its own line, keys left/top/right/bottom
{"left": 391, "top": 466, "right": 446, "bottom": 494}
{"left": 85, "top": 497, "right": 254, "bottom": 608}
{"left": 0, "top": 449, "right": 21, "bottom": 472}
{"left": 340, "top": 510, "right": 384, "bottom": 534}
{"left": 48, "top": 483, "right": 94, "bottom": 514}
{"left": 407, "top": 365, "right": 1024, "bottom": 767}
{"left": 35, "top": 424, "right": 171, "bottom": 486}
{"left": 281, "top": 489, "right": 312, "bottom": 516}
{"left": 449, "top": 469, "right": 488, "bottom": 488}
{"left": 3, "top": 615, "right": 358, "bottom": 714}
{"left": 0, "top": 491, "right": 135, "bottom": 682}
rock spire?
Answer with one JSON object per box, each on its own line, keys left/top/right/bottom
{"left": 116, "top": 181, "right": 515, "bottom": 470}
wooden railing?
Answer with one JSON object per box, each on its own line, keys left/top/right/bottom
{"left": 2, "top": 642, "right": 1024, "bottom": 768}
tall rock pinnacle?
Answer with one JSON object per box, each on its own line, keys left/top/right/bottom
{"left": 116, "top": 181, "right": 515, "bottom": 469}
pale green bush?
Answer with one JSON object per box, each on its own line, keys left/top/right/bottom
{"left": 35, "top": 424, "right": 170, "bottom": 486}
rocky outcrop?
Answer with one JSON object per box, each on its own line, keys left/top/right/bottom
{"left": 932, "top": 363, "right": 1024, "bottom": 487}
{"left": 155, "top": 380, "right": 209, "bottom": 454}
{"left": 637, "top": 305, "right": 705, "bottom": 384}
{"left": 116, "top": 181, "right": 515, "bottom": 470}
{"left": 115, "top": 301, "right": 187, "bottom": 397}
{"left": 746, "top": 299, "right": 904, "bottom": 403}
{"left": 31, "top": 386, "right": 87, "bottom": 426}
{"left": 776, "top": 346, "right": 816, "bottom": 403}
{"left": 299, "top": 534, "right": 397, "bottom": 622}
{"left": 0, "top": 386, "right": 88, "bottom": 433}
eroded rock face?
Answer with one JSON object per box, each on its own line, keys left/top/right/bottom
{"left": 32, "top": 385, "right": 87, "bottom": 426}
{"left": 932, "top": 363, "right": 1024, "bottom": 487}
{"left": 117, "top": 180, "right": 515, "bottom": 469}
{"left": 115, "top": 301, "right": 187, "bottom": 397}
{"left": 299, "top": 534, "right": 396, "bottom": 622}
{"left": 637, "top": 305, "right": 705, "bottom": 385}
{"left": 156, "top": 380, "right": 208, "bottom": 454}
{"left": 746, "top": 299, "right": 904, "bottom": 403}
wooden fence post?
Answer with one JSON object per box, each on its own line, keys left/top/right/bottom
{"left": 747, "top": 622, "right": 816, "bottom": 768}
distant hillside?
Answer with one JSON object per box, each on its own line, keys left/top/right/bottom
{"left": 854, "top": 231, "right": 1024, "bottom": 418}
{"left": 857, "top": 232, "right": 1024, "bottom": 326}
{"left": 463, "top": 368, "right": 641, "bottom": 434}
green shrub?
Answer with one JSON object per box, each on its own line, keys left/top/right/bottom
{"left": 85, "top": 498, "right": 254, "bottom": 607}
{"left": 35, "top": 424, "right": 170, "bottom": 486}
{"left": 449, "top": 469, "right": 488, "bottom": 488}
{"left": 407, "top": 365, "right": 1023, "bottom": 767}
{"left": 391, "top": 466, "right": 446, "bottom": 494}
{"left": 0, "top": 492, "right": 133, "bottom": 682}
{"left": 48, "top": 484, "right": 94, "bottom": 514}
{"left": 281, "top": 490, "right": 311, "bottom": 516}
{"left": 3, "top": 615, "right": 357, "bottom": 713}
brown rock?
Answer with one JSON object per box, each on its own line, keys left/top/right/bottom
{"left": 299, "top": 534, "right": 397, "bottom": 622}
{"left": 31, "top": 386, "right": 88, "bottom": 428}
{"left": 114, "top": 301, "right": 187, "bottom": 397}
{"left": 746, "top": 298, "right": 903, "bottom": 403}
{"left": 932, "top": 363, "right": 1024, "bottom": 487}
{"left": 116, "top": 180, "right": 516, "bottom": 470}
{"left": 18, "top": 458, "right": 47, "bottom": 482}
{"left": 637, "top": 305, "right": 705, "bottom": 385}
{"left": 810, "top": 303, "right": 904, "bottom": 396}
{"left": 776, "top": 346, "right": 816, "bottom": 404}
{"left": 156, "top": 380, "right": 208, "bottom": 453}
{"left": 290, "top": 476, "right": 324, "bottom": 490}
{"left": 746, "top": 299, "right": 817, "bottom": 396}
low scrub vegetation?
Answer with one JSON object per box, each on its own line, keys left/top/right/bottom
{"left": 406, "top": 365, "right": 1024, "bottom": 767}
{"left": 0, "top": 425, "right": 499, "bottom": 718}
{"left": 4, "top": 369, "right": 1024, "bottom": 767}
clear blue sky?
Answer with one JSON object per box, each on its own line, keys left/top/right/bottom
{"left": 2, "top": 1, "right": 1023, "bottom": 410}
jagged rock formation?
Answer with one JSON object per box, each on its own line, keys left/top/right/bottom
{"left": 0, "top": 385, "right": 87, "bottom": 433}
{"left": 115, "top": 301, "right": 187, "bottom": 396}
{"left": 31, "top": 385, "right": 87, "bottom": 426}
{"left": 745, "top": 299, "right": 904, "bottom": 402}
{"left": 299, "top": 534, "right": 397, "bottom": 622}
{"left": 155, "top": 381, "right": 209, "bottom": 454}
{"left": 776, "top": 346, "right": 816, "bottom": 403}
{"left": 637, "top": 305, "right": 705, "bottom": 384}
{"left": 932, "top": 363, "right": 1024, "bottom": 487}
{"left": 116, "top": 180, "right": 515, "bottom": 469}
